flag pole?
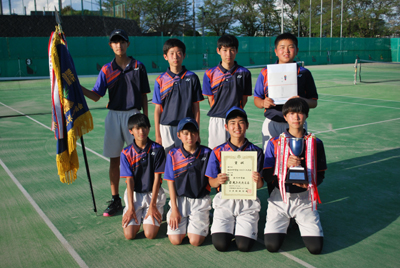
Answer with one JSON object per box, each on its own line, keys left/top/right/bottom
{"left": 54, "top": 7, "right": 97, "bottom": 213}
{"left": 80, "top": 136, "right": 97, "bottom": 213}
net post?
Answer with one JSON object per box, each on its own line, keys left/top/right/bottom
{"left": 354, "top": 59, "right": 358, "bottom": 85}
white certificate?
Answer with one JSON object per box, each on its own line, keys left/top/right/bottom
{"left": 221, "top": 151, "right": 257, "bottom": 200}
{"left": 267, "top": 63, "right": 298, "bottom": 105}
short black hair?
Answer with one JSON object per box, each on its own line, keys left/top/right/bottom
{"left": 282, "top": 98, "right": 309, "bottom": 117}
{"left": 226, "top": 110, "right": 248, "bottom": 124}
{"left": 128, "top": 113, "right": 151, "bottom": 130}
{"left": 217, "top": 34, "right": 239, "bottom": 50}
{"left": 163, "top": 38, "right": 186, "bottom": 55}
{"left": 274, "top": 33, "right": 298, "bottom": 48}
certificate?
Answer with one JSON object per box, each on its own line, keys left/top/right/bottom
{"left": 267, "top": 62, "right": 298, "bottom": 105}
{"left": 221, "top": 151, "right": 257, "bottom": 200}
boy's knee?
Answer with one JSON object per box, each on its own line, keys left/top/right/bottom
{"left": 235, "top": 236, "right": 255, "bottom": 252}
{"left": 302, "top": 236, "right": 323, "bottom": 254}
{"left": 212, "top": 233, "right": 233, "bottom": 252}
{"left": 124, "top": 233, "right": 137, "bottom": 240}
{"left": 264, "top": 233, "right": 285, "bottom": 252}
{"left": 144, "top": 231, "right": 157, "bottom": 240}
{"left": 188, "top": 236, "right": 205, "bottom": 247}
{"left": 168, "top": 235, "right": 184, "bottom": 245}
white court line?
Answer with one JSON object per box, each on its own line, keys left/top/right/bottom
{"left": 0, "top": 159, "right": 88, "bottom": 268}
{"left": 1, "top": 102, "right": 315, "bottom": 268}
{"left": 319, "top": 94, "right": 400, "bottom": 103}
{"left": 319, "top": 99, "right": 400, "bottom": 110}
{"left": 200, "top": 108, "right": 265, "bottom": 123}
{"left": 314, "top": 117, "right": 400, "bottom": 134}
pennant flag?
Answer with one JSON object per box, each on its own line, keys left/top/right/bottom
{"left": 49, "top": 26, "right": 93, "bottom": 184}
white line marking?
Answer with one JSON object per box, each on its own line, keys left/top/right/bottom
{"left": 319, "top": 94, "right": 400, "bottom": 103}
{"left": 2, "top": 102, "right": 313, "bottom": 267}
{"left": 256, "top": 238, "right": 317, "bottom": 268}
{"left": 0, "top": 159, "right": 88, "bottom": 268}
{"left": 319, "top": 99, "right": 400, "bottom": 110}
{"left": 200, "top": 109, "right": 265, "bottom": 123}
{"left": 314, "top": 117, "right": 400, "bottom": 134}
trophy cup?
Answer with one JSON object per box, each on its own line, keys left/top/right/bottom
{"left": 286, "top": 138, "right": 308, "bottom": 183}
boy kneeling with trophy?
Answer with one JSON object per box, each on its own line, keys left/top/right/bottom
{"left": 263, "top": 98, "right": 327, "bottom": 254}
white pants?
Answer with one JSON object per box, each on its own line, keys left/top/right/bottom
{"left": 160, "top": 124, "right": 181, "bottom": 154}
{"left": 208, "top": 117, "right": 229, "bottom": 149}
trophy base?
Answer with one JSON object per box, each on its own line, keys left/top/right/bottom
{"left": 286, "top": 167, "right": 308, "bottom": 184}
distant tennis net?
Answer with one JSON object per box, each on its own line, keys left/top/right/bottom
{"left": 355, "top": 59, "right": 400, "bottom": 84}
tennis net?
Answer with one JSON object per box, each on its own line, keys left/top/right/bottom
{"left": 355, "top": 59, "right": 400, "bottom": 84}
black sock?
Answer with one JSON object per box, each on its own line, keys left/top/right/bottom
{"left": 112, "top": 194, "right": 120, "bottom": 200}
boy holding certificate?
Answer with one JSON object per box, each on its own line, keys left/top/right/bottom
{"left": 253, "top": 33, "right": 319, "bottom": 152}
{"left": 164, "top": 118, "right": 212, "bottom": 246}
{"left": 263, "top": 98, "right": 327, "bottom": 254}
{"left": 206, "top": 107, "right": 264, "bottom": 252}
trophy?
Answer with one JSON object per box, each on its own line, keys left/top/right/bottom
{"left": 286, "top": 138, "right": 308, "bottom": 184}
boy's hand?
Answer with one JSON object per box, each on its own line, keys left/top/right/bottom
{"left": 217, "top": 173, "right": 229, "bottom": 185}
{"left": 144, "top": 204, "right": 162, "bottom": 225}
{"left": 252, "top": 171, "right": 261, "bottom": 183}
{"left": 122, "top": 208, "right": 138, "bottom": 228}
{"left": 293, "top": 183, "right": 308, "bottom": 189}
{"left": 287, "top": 155, "right": 303, "bottom": 168}
{"left": 263, "top": 97, "right": 276, "bottom": 109}
{"left": 169, "top": 207, "right": 181, "bottom": 230}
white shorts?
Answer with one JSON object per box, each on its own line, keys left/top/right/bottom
{"left": 211, "top": 192, "right": 260, "bottom": 239}
{"left": 160, "top": 124, "right": 181, "bottom": 154}
{"left": 208, "top": 117, "right": 229, "bottom": 149}
{"left": 264, "top": 187, "right": 323, "bottom": 237}
{"left": 123, "top": 187, "right": 166, "bottom": 227}
{"left": 103, "top": 109, "right": 140, "bottom": 158}
{"left": 167, "top": 195, "right": 211, "bottom": 236}
{"left": 261, "top": 118, "right": 307, "bottom": 152}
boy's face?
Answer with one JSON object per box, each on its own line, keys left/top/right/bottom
{"left": 109, "top": 39, "right": 130, "bottom": 57}
{"left": 177, "top": 130, "right": 199, "bottom": 147}
{"left": 275, "top": 39, "right": 299, "bottom": 64}
{"left": 224, "top": 116, "right": 248, "bottom": 139}
{"left": 164, "top": 47, "right": 185, "bottom": 69}
{"left": 283, "top": 112, "right": 307, "bottom": 131}
{"left": 217, "top": 46, "right": 237, "bottom": 67}
{"left": 129, "top": 126, "right": 149, "bottom": 143}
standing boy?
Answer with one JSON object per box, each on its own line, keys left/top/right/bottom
{"left": 164, "top": 117, "right": 212, "bottom": 246}
{"left": 153, "top": 38, "right": 204, "bottom": 154}
{"left": 254, "top": 33, "right": 318, "bottom": 151}
{"left": 263, "top": 98, "right": 327, "bottom": 254}
{"left": 203, "top": 35, "right": 252, "bottom": 149}
{"left": 206, "top": 107, "right": 264, "bottom": 252}
{"left": 120, "top": 113, "right": 166, "bottom": 240}
{"left": 82, "top": 29, "right": 151, "bottom": 216}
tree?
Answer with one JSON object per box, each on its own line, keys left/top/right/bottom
{"left": 258, "top": 0, "right": 281, "bottom": 36}
{"left": 232, "top": 0, "right": 262, "bottom": 36}
{"left": 140, "top": 0, "right": 190, "bottom": 35}
{"left": 202, "top": 0, "right": 236, "bottom": 36}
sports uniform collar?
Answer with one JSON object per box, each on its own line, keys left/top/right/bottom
{"left": 227, "top": 138, "right": 249, "bottom": 151}
{"left": 284, "top": 129, "right": 308, "bottom": 138}
{"left": 218, "top": 61, "right": 238, "bottom": 74}
{"left": 132, "top": 137, "right": 152, "bottom": 154}
{"left": 166, "top": 65, "right": 187, "bottom": 79}
{"left": 180, "top": 142, "right": 201, "bottom": 158}
{"left": 111, "top": 56, "right": 136, "bottom": 71}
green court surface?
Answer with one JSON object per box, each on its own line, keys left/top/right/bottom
{"left": 0, "top": 63, "right": 399, "bottom": 267}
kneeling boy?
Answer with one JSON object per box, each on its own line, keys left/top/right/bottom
{"left": 263, "top": 98, "right": 327, "bottom": 254}
{"left": 164, "top": 118, "right": 212, "bottom": 246}
{"left": 206, "top": 107, "right": 264, "bottom": 252}
{"left": 120, "top": 113, "right": 166, "bottom": 240}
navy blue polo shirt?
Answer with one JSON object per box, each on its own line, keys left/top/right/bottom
{"left": 263, "top": 130, "right": 327, "bottom": 193}
{"left": 254, "top": 61, "right": 318, "bottom": 122}
{"left": 164, "top": 143, "right": 212, "bottom": 198}
{"left": 152, "top": 66, "right": 204, "bottom": 126}
{"left": 120, "top": 138, "right": 165, "bottom": 193}
{"left": 205, "top": 139, "right": 264, "bottom": 192}
{"left": 92, "top": 56, "right": 150, "bottom": 111}
{"left": 203, "top": 62, "right": 252, "bottom": 118}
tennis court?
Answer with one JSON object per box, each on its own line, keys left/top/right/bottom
{"left": 0, "top": 63, "right": 399, "bottom": 268}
